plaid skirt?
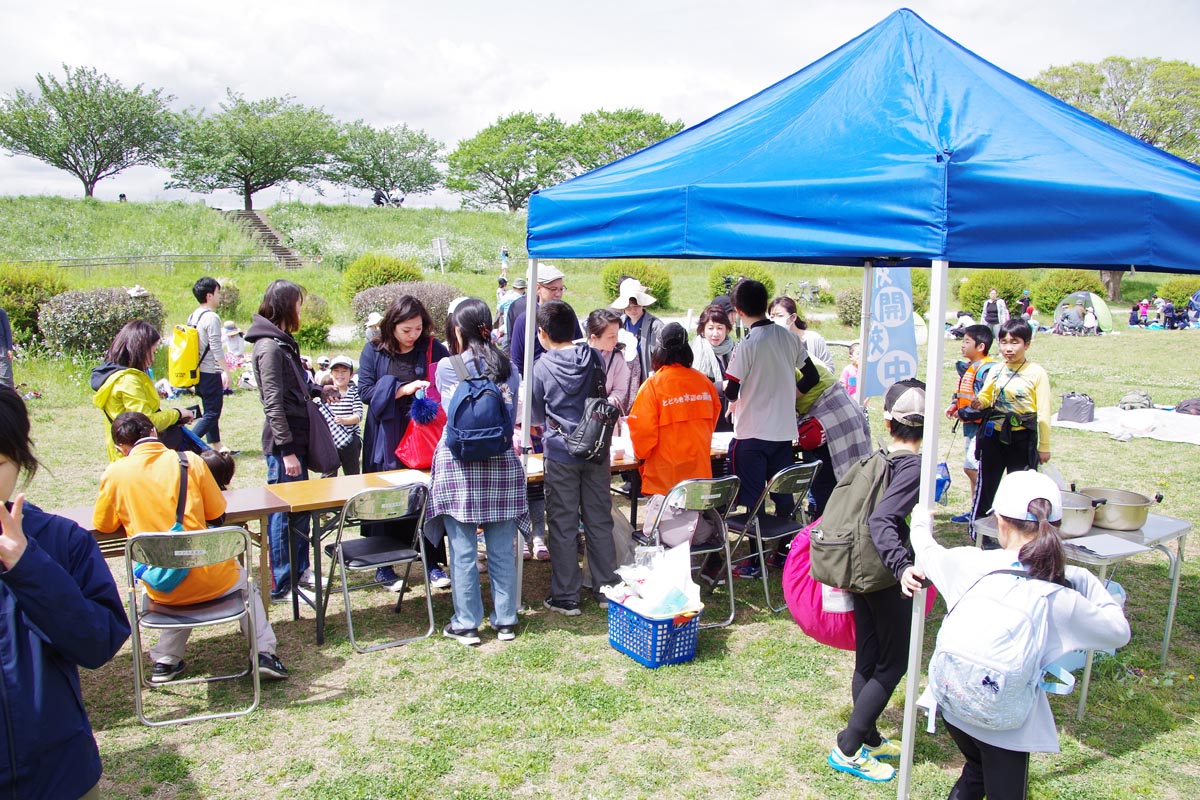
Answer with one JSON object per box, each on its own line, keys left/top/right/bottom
{"left": 426, "top": 441, "right": 531, "bottom": 537}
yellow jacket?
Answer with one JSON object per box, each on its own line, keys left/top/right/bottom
{"left": 91, "top": 368, "right": 182, "bottom": 462}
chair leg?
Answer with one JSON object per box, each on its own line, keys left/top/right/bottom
{"left": 700, "top": 539, "right": 737, "bottom": 629}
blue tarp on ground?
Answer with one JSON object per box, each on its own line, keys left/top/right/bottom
{"left": 527, "top": 9, "right": 1200, "bottom": 273}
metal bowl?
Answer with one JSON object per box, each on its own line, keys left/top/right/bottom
{"left": 1076, "top": 487, "right": 1162, "bottom": 531}
{"left": 1060, "top": 491, "right": 1104, "bottom": 538}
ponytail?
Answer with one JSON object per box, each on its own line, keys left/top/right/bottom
{"left": 1008, "top": 498, "right": 1067, "bottom": 586}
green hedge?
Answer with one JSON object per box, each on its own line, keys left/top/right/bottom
{"left": 1031, "top": 269, "right": 1104, "bottom": 317}
{"left": 600, "top": 261, "right": 672, "bottom": 309}
{"left": 1156, "top": 276, "right": 1200, "bottom": 308}
{"left": 39, "top": 288, "right": 165, "bottom": 356}
{"left": 0, "top": 265, "right": 68, "bottom": 346}
{"left": 707, "top": 262, "right": 776, "bottom": 301}
{"left": 958, "top": 270, "right": 1032, "bottom": 316}
{"left": 352, "top": 281, "right": 461, "bottom": 339}
{"left": 296, "top": 293, "right": 332, "bottom": 350}
{"left": 343, "top": 253, "right": 423, "bottom": 299}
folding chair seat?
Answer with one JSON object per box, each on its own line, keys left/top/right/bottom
{"left": 725, "top": 461, "right": 821, "bottom": 613}
{"left": 126, "top": 527, "right": 259, "bottom": 726}
{"left": 318, "top": 485, "right": 435, "bottom": 653}
{"left": 644, "top": 475, "right": 740, "bottom": 629}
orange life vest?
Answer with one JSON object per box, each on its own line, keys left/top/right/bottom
{"left": 953, "top": 357, "right": 993, "bottom": 410}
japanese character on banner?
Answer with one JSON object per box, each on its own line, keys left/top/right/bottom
{"left": 862, "top": 267, "right": 919, "bottom": 398}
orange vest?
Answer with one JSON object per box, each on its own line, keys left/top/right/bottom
{"left": 954, "top": 357, "right": 993, "bottom": 410}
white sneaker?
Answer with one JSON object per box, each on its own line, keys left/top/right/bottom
{"left": 532, "top": 536, "right": 550, "bottom": 561}
{"left": 299, "top": 568, "right": 317, "bottom": 589}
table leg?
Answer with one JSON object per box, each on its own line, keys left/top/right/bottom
{"left": 1154, "top": 539, "right": 1183, "bottom": 667}
{"left": 256, "top": 514, "right": 270, "bottom": 609}
{"left": 1076, "top": 563, "right": 1109, "bottom": 721}
{"left": 313, "top": 511, "right": 326, "bottom": 645}
{"left": 288, "top": 518, "right": 300, "bottom": 622}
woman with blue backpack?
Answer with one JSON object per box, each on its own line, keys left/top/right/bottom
{"left": 428, "top": 298, "right": 526, "bottom": 645}
{"left": 905, "top": 470, "right": 1130, "bottom": 799}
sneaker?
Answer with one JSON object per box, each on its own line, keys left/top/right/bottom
{"left": 270, "top": 585, "right": 315, "bottom": 604}
{"left": 950, "top": 512, "right": 972, "bottom": 524}
{"left": 698, "top": 571, "right": 726, "bottom": 589}
{"left": 522, "top": 540, "right": 532, "bottom": 560}
{"left": 592, "top": 591, "right": 609, "bottom": 609}
{"left": 827, "top": 745, "right": 895, "bottom": 782}
{"left": 429, "top": 567, "right": 451, "bottom": 589}
{"left": 862, "top": 737, "right": 902, "bottom": 760}
{"left": 543, "top": 597, "right": 582, "bottom": 616}
{"left": 375, "top": 566, "right": 405, "bottom": 592}
{"left": 442, "top": 623, "right": 481, "bottom": 646}
{"left": 150, "top": 660, "right": 186, "bottom": 684}
{"left": 532, "top": 537, "right": 550, "bottom": 561}
{"left": 477, "top": 554, "right": 488, "bottom": 575}
{"left": 732, "top": 563, "right": 762, "bottom": 580}
{"left": 495, "top": 623, "right": 518, "bottom": 642}
{"left": 257, "top": 652, "right": 290, "bottom": 680}
{"left": 299, "top": 568, "right": 317, "bottom": 589}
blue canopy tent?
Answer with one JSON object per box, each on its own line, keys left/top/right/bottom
{"left": 521, "top": 9, "right": 1200, "bottom": 796}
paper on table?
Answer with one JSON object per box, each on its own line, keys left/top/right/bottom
{"left": 711, "top": 432, "right": 734, "bottom": 453}
{"left": 378, "top": 470, "right": 430, "bottom": 487}
{"left": 1066, "top": 533, "right": 1151, "bottom": 558}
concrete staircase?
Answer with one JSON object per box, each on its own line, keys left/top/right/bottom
{"left": 222, "top": 210, "right": 305, "bottom": 269}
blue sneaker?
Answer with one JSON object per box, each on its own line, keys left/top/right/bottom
{"left": 732, "top": 563, "right": 762, "bottom": 580}
{"left": 950, "top": 512, "right": 972, "bottom": 524}
{"left": 375, "top": 566, "right": 404, "bottom": 592}
{"left": 428, "top": 567, "right": 451, "bottom": 589}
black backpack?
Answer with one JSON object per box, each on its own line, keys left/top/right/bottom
{"left": 444, "top": 355, "right": 513, "bottom": 461}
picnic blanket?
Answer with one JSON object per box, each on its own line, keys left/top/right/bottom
{"left": 1052, "top": 406, "right": 1200, "bottom": 446}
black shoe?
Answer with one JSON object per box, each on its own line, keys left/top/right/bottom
{"left": 257, "top": 652, "right": 290, "bottom": 680}
{"left": 543, "top": 597, "right": 582, "bottom": 616}
{"left": 443, "top": 623, "right": 481, "bottom": 645}
{"left": 592, "top": 592, "right": 609, "bottom": 610}
{"left": 495, "top": 624, "right": 517, "bottom": 642}
{"left": 150, "top": 660, "right": 186, "bottom": 684}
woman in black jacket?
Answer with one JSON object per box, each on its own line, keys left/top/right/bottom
{"left": 246, "top": 280, "right": 331, "bottom": 601}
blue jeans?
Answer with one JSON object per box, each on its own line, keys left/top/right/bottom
{"left": 265, "top": 453, "right": 311, "bottom": 596}
{"left": 444, "top": 516, "right": 518, "bottom": 631}
{"left": 191, "top": 370, "right": 225, "bottom": 444}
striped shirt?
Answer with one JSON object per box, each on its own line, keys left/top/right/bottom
{"left": 321, "top": 382, "right": 362, "bottom": 448}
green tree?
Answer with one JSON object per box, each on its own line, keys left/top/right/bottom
{"left": 446, "top": 111, "right": 571, "bottom": 212}
{"left": 328, "top": 121, "right": 442, "bottom": 199}
{"left": 1030, "top": 56, "right": 1200, "bottom": 299}
{"left": 165, "top": 91, "right": 339, "bottom": 210}
{"left": 0, "top": 65, "right": 177, "bottom": 198}
{"left": 566, "top": 107, "right": 685, "bottom": 175}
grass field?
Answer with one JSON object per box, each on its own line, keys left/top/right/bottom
{"left": 12, "top": 322, "right": 1199, "bottom": 799}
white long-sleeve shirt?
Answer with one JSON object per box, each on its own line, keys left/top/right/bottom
{"left": 910, "top": 509, "right": 1130, "bottom": 752}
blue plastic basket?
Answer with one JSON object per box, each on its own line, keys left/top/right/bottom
{"left": 607, "top": 600, "right": 700, "bottom": 668}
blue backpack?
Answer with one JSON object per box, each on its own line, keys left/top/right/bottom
{"left": 445, "top": 354, "right": 513, "bottom": 461}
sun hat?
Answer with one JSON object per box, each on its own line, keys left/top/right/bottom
{"left": 536, "top": 263, "right": 565, "bottom": 284}
{"left": 329, "top": 355, "right": 354, "bottom": 371}
{"left": 990, "top": 469, "right": 1063, "bottom": 522}
{"left": 882, "top": 380, "right": 925, "bottom": 426}
{"left": 616, "top": 328, "right": 639, "bottom": 362}
{"left": 611, "top": 277, "right": 657, "bottom": 308}
{"left": 365, "top": 311, "right": 384, "bottom": 328}
{"left": 222, "top": 320, "right": 242, "bottom": 335}
{"left": 512, "top": 277, "right": 528, "bottom": 289}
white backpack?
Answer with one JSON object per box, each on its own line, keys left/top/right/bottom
{"left": 929, "top": 569, "right": 1075, "bottom": 731}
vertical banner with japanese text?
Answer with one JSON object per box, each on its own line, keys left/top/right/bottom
{"left": 862, "top": 266, "right": 918, "bottom": 398}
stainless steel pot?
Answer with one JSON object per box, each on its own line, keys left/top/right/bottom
{"left": 1076, "top": 487, "right": 1164, "bottom": 531}
{"left": 1060, "top": 491, "right": 1105, "bottom": 538}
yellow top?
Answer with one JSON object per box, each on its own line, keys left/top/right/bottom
{"left": 975, "top": 360, "right": 1052, "bottom": 453}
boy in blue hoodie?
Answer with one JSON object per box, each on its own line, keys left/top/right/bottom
{"left": 531, "top": 300, "right": 617, "bottom": 615}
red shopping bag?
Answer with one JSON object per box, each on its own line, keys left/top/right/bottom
{"left": 395, "top": 393, "right": 446, "bottom": 469}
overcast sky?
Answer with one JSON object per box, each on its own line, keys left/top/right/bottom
{"left": 1, "top": 0, "right": 1196, "bottom": 209}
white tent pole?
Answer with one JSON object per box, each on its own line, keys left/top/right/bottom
{"left": 896, "top": 259, "right": 949, "bottom": 799}
{"left": 517, "top": 258, "right": 539, "bottom": 606}
{"left": 858, "top": 263, "right": 873, "bottom": 409}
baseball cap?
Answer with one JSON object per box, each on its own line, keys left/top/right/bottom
{"left": 990, "top": 470, "right": 1063, "bottom": 522}
{"left": 512, "top": 277, "right": 528, "bottom": 289}
{"left": 329, "top": 355, "right": 354, "bottom": 371}
{"left": 882, "top": 380, "right": 925, "bottom": 426}
{"left": 317, "top": 356, "right": 331, "bottom": 368}
{"left": 365, "top": 311, "right": 384, "bottom": 327}
{"left": 537, "top": 263, "right": 565, "bottom": 284}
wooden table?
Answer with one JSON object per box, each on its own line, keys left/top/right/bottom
{"left": 58, "top": 485, "right": 289, "bottom": 607}
{"left": 266, "top": 471, "right": 430, "bottom": 643}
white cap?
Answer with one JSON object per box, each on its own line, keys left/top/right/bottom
{"left": 882, "top": 381, "right": 925, "bottom": 426}
{"left": 611, "top": 278, "right": 657, "bottom": 308}
{"left": 990, "top": 470, "right": 1063, "bottom": 522}
{"left": 329, "top": 355, "right": 354, "bottom": 371}
{"left": 365, "top": 311, "right": 384, "bottom": 328}
{"left": 537, "top": 263, "right": 565, "bottom": 284}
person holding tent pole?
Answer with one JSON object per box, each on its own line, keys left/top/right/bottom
{"left": 904, "top": 470, "right": 1130, "bottom": 800}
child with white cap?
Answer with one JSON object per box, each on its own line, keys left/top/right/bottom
{"left": 906, "top": 469, "right": 1130, "bottom": 799}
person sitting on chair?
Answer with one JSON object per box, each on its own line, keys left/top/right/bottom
{"left": 93, "top": 412, "right": 289, "bottom": 683}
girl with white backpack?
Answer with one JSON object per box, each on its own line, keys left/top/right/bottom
{"left": 904, "top": 471, "right": 1130, "bottom": 800}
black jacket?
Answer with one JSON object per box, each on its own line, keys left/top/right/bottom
{"left": 245, "top": 315, "right": 321, "bottom": 458}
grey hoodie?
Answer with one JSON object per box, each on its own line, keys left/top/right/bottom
{"left": 531, "top": 343, "right": 601, "bottom": 463}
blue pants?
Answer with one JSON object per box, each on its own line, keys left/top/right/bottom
{"left": 265, "top": 453, "right": 311, "bottom": 596}
{"left": 191, "top": 371, "right": 224, "bottom": 444}
{"left": 444, "top": 516, "right": 519, "bottom": 631}
{"left": 730, "top": 437, "right": 796, "bottom": 518}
